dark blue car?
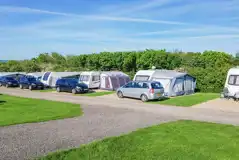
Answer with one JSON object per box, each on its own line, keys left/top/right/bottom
{"left": 19, "top": 76, "right": 44, "bottom": 90}
{"left": 55, "top": 78, "right": 89, "bottom": 94}
{"left": 0, "top": 76, "right": 19, "bottom": 87}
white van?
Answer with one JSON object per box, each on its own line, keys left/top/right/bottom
{"left": 224, "top": 67, "right": 239, "bottom": 99}
{"left": 79, "top": 71, "right": 101, "bottom": 89}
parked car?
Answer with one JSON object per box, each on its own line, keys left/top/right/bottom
{"left": 19, "top": 76, "right": 44, "bottom": 90}
{"left": 55, "top": 78, "right": 89, "bottom": 94}
{"left": 116, "top": 81, "right": 164, "bottom": 102}
{"left": 0, "top": 76, "right": 19, "bottom": 87}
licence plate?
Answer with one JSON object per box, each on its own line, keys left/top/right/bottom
{"left": 157, "top": 93, "right": 161, "bottom": 96}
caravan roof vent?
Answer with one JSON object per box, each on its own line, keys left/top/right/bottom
{"left": 152, "top": 66, "right": 156, "bottom": 70}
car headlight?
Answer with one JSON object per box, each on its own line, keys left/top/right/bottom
{"left": 31, "top": 83, "right": 36, "bottom": 86}
{"left": 8, "top": 82, "right": 12, "bottom": 84}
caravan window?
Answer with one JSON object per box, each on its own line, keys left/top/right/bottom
{"left": 92, "top": 76, "right": 100, "bottom": 81}
{"left": 43, "top": 72, "right": 51, "bottom": 81}
{"left": 80, "top": 75, "right": 90, "bottom": 81}
{"left": 135, "top": 75, "right": 149, "bottom": 81}
{"left": 228, "top": 75, "right": 239, "bottom": 85}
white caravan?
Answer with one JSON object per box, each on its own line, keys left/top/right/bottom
{"left": 79, "top": 71, "right": 101, "bottom": 89}
{"left": 133, "top": 70, "right": 196, "bottom": 97}
{"left": 41, "top": 72, "right": 81, "bottom": 87}
{"left": 224, "top": 67, "right": 239, "bottom": 98}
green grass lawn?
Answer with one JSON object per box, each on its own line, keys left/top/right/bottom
{"left": 150, "top": 93, "right": 219, "bottom": 107}
{"left": 39, "top": 120, "right": 239, "bottom": 160}
{"left": 34, "top": 89, "right": 56, "bottom": 92}
{"left": 0, "top": 95, "right": 82, "bottom": 126}
{"left": 79, "top": 91, "right": 115, "bottom": 97}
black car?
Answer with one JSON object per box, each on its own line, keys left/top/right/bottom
{"left": 19, "top": 76, "right": 44, "bottom": 90}
{"left": 56, "top": 78, "right": 89, "bottom": 94}
{"left": 0, "top": 76, "right": 19, "bottom": 87}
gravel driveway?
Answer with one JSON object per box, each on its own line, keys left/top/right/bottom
{"left": 1, "top": 88, "right": 239, "bottom": 160}
{"left": 0, "top": 105, "right": 176, "bottom": 160}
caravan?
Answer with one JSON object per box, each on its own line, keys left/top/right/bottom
{"left": 79, "top": 71, "right": 101, "bottom": 89}
{"left": 100, "top": 71, "right": 130, "bottom": 91}
{"left": 133, "top": 70, "right": 196, "bottom": 97}
{"left": 41, "top": 72, "right": 81, "bottom": 87}
{"left": 223, "top": 67, "right": 239, "bottom": 100}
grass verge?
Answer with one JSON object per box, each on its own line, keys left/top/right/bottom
{"left": 150, "top": 93, "right": 219, "bottom": 107}
{"left": 38, "top": 120, "right": 239, "bottom": 160}
{"left": 0, "top": 95, "right": 82, "bottom": 126}
{"left": 34, "top": 89, "right": 56, "bottom": 92}
{"left": 79, "top": 91, "right": 115, "bottom": 97}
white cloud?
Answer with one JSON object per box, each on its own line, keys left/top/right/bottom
{"left": 0, "top": 5, "right": 186, "bottom": 25}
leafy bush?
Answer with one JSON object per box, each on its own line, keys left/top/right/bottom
{"left": 1, "top": 50, "right": 238, "bottom": 93}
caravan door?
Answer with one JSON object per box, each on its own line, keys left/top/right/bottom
{"left": 91, "top": 75, "right": 100, "bottom": 88}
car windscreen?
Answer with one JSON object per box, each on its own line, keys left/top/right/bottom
{"left": 151, "top": 82, "right": 163, "bottom": 89}
{"left": 80, "top": 75, "right": 90, "bottom": 81}
{"left": 6, "top": 77, "right": 15, "bottom": 81}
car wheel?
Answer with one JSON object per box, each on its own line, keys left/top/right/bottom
{"left": 41, "top": 86, "right": 44, "bottom": 90}
{"left": 141, "top": 94, "right": 148, "bottom": 102}
{"left": 72, "top": 89, "right": 77, "bottom": 94}
{"left": 20, "top": 84, "right": 23, "bottom": 89}
{"left": 117, "top": 91, "right": 124, "bottom": 98}
{"left": 0, "top": 83, "right": 2, "bottom": 87}
{"left": 56, "top": 87, "right": 61, "bottom": 92}
{"left": 29, "top": 85, "right": 33, "bottom": 90}
{"left": 6, "top": 84, "right": 9, "bottom": 88}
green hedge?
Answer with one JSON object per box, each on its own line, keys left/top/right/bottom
{"left": 1, "top": 50, "right": 238, "bottom": 93}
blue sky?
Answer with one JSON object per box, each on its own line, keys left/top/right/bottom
{"left": 0, "top": 0, "right": 239, "bottom": 60}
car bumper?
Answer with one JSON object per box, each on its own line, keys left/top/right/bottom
{"left": 76, "top": 88, "right": 89, "bottom": 93}
{"left": 8, "top": 84, "right": 19, "bottom": 87}
{"left": 148, "top": 93, "right": 165, "bottom": 100}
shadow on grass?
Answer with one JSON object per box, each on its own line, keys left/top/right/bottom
{"left": 0, "top": 100, "right": 6, "bottom": 105}
{"left": 150, "top": 97, "right": 170, "bottom": 102}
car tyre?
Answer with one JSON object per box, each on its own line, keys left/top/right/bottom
{"left": 20, "top": 84, "right": 23, "bottom": 89}
{"left": 141, "top": 94, "right": 148, "bottom": 102}
{"left": 29, "top": 85, "right": 33, "bottom": 91}
{"left": 6, "top": 84, "right": 9, "bottom": 88}
{"left": 56, "top": 87, "right": 61, "bottom": 92}
{"left": 72, "top": 89, "right": 77, "bottom": 94}
{"left": 0, "top": 83, "right": 2, "bottom": 87}
{"left": 117, "top": 91, "right": 124, "bottom": 98}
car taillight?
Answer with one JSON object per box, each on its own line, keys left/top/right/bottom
{"left": 149, "top": 88, "right": 154, "bottom": 94}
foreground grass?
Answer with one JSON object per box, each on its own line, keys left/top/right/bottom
{"left": 0, "top": 95, "right": 82, "bottom": 126}
{"left": 80, "top": 91, "right": 115, "bottom": 97}
{"left": 39, "top": 120, "right": 239, "bottom": 160}
{"left": 150, "top": 93, "right": 219, "bottom": 107}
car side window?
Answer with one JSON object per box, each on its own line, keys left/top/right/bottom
{"left": 137, "top": 82, "right": 149, "bottom": 88}
{"left": 124, "top": 82, "right": 132, "bottom": 88}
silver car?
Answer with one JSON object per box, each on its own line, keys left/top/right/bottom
{"left": 116, "top": 81, "right": 164, "bottom": 102}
